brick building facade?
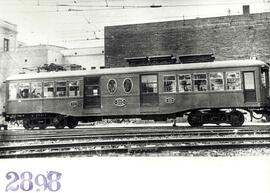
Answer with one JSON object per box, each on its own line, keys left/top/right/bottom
{"left": 105, "top": 12, "right": 270, "bottom": 68}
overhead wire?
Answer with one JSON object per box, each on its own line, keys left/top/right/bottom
{"left": 0, "top": 0, "right": 267, "bottom": 45}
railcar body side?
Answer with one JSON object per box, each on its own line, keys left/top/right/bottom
{"left": 3, "top": 60, "right": 270, "bottom": 129}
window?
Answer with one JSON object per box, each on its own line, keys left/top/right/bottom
{"left": 30, "top": 82, "right": 42, "bottom": 98}
{"left": 44, "top": 82, "right": 54, "bottom": 98}
{"left": 243, "top": 72, "right": 255, "bottom": 89}
{"left": 123, "top": 78, "right": 133, "bottom": 93}
{"left": 141, "top": 75, "right": 158, "bottom": 93}
{"left": 9, "top": 83, "right": 17, "bottom": 100}
{"left": 210, "top": 72, "right": 224, "bottom": 91}
{"left": 17, "top": 83, "right": 30, "bottom": 98}
{"left": 261, "top": 69, "right": 268, "bottom": 88}
{"left": 107, "top": 79, "right": 117, "bottom": 94}
{"left": 178, "top": 74, "right": 192, "bottom": 92}
{"left": 261, "top": 71, "right": 266, "bottom": 88}
{"left": 3, "top": 38, "right": 9, "bottom": 52}
{"left": 226, "top": 72, "right": 241, "bottom": 90}
{"left": 56, "top": 81, "right": 67, "bottom": 97}
{"left": 69, "top": 81, "right": 80, "bottom": 97}
{"left": 163, "top": 75, "right": 176, "bottom": 93}
{"left": 194, "top": 73, "right": 207, "bottom": 91}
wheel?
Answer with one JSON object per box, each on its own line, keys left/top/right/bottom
{"left": 39, "top": 126, "right": 46, "bottom": 130}
{"left": 229, "top": 111, "right": 244, "bottom": 127}
{"left": 53, "top": 115, "right": 66, "bottom": 129}
{"left": 66, "top": 117, "right": 78, "bottom": 129}
{"left": 23, "top": 119, "right": 31, "bottom": 130}
{"left": 187, "top": 111, "right": 203, "bottom": 127}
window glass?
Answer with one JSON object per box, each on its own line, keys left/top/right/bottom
{"left": 85, "top": 85, "right": 100, "bottom": 96}
{"left": 210, "top": 72, "right": 224, "bottom": 91}
{"left": 243, "top": 72, "right": 255, "bottom": 89}
{"left": 261, "top": 70, "right": 268, "bottom": 88}
{"left": 31, "top": 82, "right": 42, "bottom": 98}
{"left": 141, "top": 75, "right": 158, "bottom": 93}
{"left": 44, "top": 82, "right": 54, "bottom": 98}
{"left": 178, "top": 74, "right": 192, "bottom": 92}
{"left": 107, "top": 79, "right": 117, "bottom": 93}
{"left": 123, "top": 78, "right": 133, "bottom": 93}
{"left": 226, "top": 72, "right": 241, "bottom": 90}
{"left": 17, "top": 83, "right": 30, "bottom": 98}
{"left": 163, "top": 75, "right": 176, "bottom": 93}
{"left": 4, "top": 38, "right": 9, "bottom": 52}
{"left": 194, "top": 73, "right": 207, "bottom": 91}
{"left": 56, "top": 81, "right": 67, "bottom": 97}
{"left": 9, "top": 83, "right": 17, "bottom": 100}
{"left": 69, "top": 81, "right": 80, "bottom": 97}
{"left": 84, "top": 77, "right": 100, "bottom": 96}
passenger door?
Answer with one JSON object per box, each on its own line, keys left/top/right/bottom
{"left": 243, "top": 71, "right": 256, "bottom": 102}
{"left": 83, "top": 77, "right": 101, "bottom": 109}
{"left": 140, "top": 74, "right": 159, "bottom": 108}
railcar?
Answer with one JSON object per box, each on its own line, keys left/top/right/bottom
{"left": 3, "top": 59, "right": 270, "bottom": 129}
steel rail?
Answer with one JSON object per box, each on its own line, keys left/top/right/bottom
{"left": 2, "top": 130, "right": 270, "bottom": 143}
{"left": 2, "top": 126, "right": 270, "bottom": 141}
{"left": 2, "top": 125, "right": 270, "bottom": 136}
{"left": 2, "top": 135, "right": 270, "bottom": 152}
{"left": 2, "top": 142, "right": 270, "bottom": 159}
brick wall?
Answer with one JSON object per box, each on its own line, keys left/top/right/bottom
{"left": 105, "top": 12, "right": 270, "bottom": 67}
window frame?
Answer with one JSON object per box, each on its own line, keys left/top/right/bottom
{"left": 84, "top": 77, "right": 101, "bottom": 108}
{"left": 3, "top": 38, "right": 9, "bottom": 52}
{"left": 107, "top": 79, "right": 117, "bottom": 94}
{"left": 225, "top": 71, "right": 241, "bottom": 91}
{"left": 55, "top": 81, "right": 67, "bottom": 97}
{"left": 193, "top": 73, "right": 208, "bottom": 92}
{"left": 43, "top": 81, "right": 55, "bottom": 98}
{"left": 68, "top": 80, "right": 80, "bottom": 97}
{"left": 8, "top": 82, "right": 18, "bottom": 100}
{"left": 17, "top": 82, "right": 31, "bottom": 99}
{"left": 140, "top": 74, "right": 158, "bottom": 94}
{"left": 123, "top": 78, "right": 133, "bottom": 93}
{"left": 30, "top": 82, "right": 43, "bottom": 98}
{"left": 178, "top": 73, "right": 192, "bottom": 92}
{"left": 163, "top": 75, "right": 176, "bottom": 93}
{"left": 209, "top": 72, "right": 224, "bottom": 91}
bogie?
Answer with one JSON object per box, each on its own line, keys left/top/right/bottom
{"left": 187, "top": 109, "right": 245, "bottom": 127}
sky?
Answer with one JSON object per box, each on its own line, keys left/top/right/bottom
{"left": 0, "top": 0, "right": 269, "bottom": 48}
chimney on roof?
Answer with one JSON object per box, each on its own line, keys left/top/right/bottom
{"left": 243, "top": 5, "right": 250, "bottom": 16}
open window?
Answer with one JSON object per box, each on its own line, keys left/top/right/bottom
{"left": 44, "top": 82, "right": 54, "bottom": 98}
{"left": 194, "top": 73, "right": 207, "bottom": 91}
{"left": 69, "top": 81, "right": 80, "bottom": 97}
{"left": 163, "top": 75, "right": 176, "bottom": 93}
{"left": 210, "top": 72, "right": 224, "bottom": 91}
{"left": 178, "top": 74, "right": 192, "bottom": 92}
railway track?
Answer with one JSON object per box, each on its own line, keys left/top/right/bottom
{"left": 1, "top": 125, "right": 270, "bottom": 143}
{"left": 1, "top": 136, "right": 270, "bottom": 158}
{"left": 1, "top": 125, "right": 270, "bottom": 158}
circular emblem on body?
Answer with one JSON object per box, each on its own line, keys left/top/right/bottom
{"left": 70, "top": 101, "right": 79, "bottom": 109}
{"left": 114, "top": 98, "right": 127, "bottom": 107}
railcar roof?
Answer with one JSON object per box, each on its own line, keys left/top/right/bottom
{"left": 6, "top": 59, "right": 267, "bottom": 81}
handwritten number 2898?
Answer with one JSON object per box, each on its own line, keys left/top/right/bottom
{"left": 5, "top": 171, "right": 62, "bottom": 192}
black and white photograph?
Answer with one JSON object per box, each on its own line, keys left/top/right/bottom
{"left": 1, "top": 0, "right": 270, "bottom": 192}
